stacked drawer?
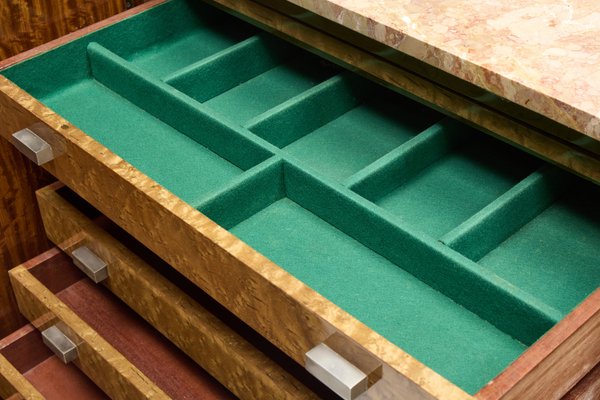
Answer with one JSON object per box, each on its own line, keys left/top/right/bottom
{"left": 0, "top": 0, "right": 598, "bottom": 399}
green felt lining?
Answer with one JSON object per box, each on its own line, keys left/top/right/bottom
{"left": 2, "top": 0, "right": 599, "bottom": 394}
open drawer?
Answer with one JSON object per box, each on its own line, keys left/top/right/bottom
{"left": 0, "top": 323, "right": 106, "bottom": 400}
{"left": 0, "top": 0, "right": 599, "bottom": 399}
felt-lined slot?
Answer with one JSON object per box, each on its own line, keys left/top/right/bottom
{"left": 0, "top": 324, "right": 107, "bottom": 399}
{"left": 478, "top": 178, "right": 600, "bottom": 315}
{"left": 206, "top": 160, "right": 542, "bottom": 394}
{"left": 441, "top": 166, "right": 570, "bottom": 261}
{"left": 27, "top": 252, "right": 235, "bottom": 400}
{"left": 351, "top": 121, "right": 540, "bottom": 238}
{"left": 164, "top": 33, "right": 297, "bottom": 103}
{"left": 259, "top": 83, "right": 442, "bottom": 181}
{"left": 202, "top": 54, "right": 340, "bottom": 126}
{"left": 125, "top": 5, "right": 258, "bottom": 79}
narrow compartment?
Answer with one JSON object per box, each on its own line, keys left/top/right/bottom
{"left": 124, "top": 3, "right": 258, "bottom": 78}
{"left": 0, "top": 325, "right": 107, "bottom": 399}
{"left": 203, "top": 54, "right": 340, "bottom": 125}
{"left": 203, "top": 161, "right": 540, "bottom": 394}
{"left": 27, "top": 252, "right": 235, "bottom": 400}
{"left": 478, "top": 179, "right": 600, "bottom": 315}
{"left": 353, "top": 123, "right": 540, "bottom": 238}
{"left": 281, "top": 87, "right": 442, "bottom": 181}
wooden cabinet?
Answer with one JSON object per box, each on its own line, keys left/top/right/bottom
{"left": 0, "top": 0, "right": 598, "bottom": 399}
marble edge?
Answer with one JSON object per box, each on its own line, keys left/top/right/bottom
{"left": 286, "top": 0, "right": 600, "bottom": 141}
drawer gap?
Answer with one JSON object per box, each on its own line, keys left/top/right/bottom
{"left": 164, "top": 33, "right": 299, "bottom": 103}
{"left": 0, "top": 324, "right": 107, "bottom": 399}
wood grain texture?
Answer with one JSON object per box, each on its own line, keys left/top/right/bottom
{"left": 36, "top": 183, "right": 318, "bottom": 400}
{"left": 8, "top": 262, "right": 170, "bottom": 400}
{"left": 476, "top": 288, "right": 600, "bottom": 400}
{"left": 0, "top": 135, "right": 54, "bottom": 338}
{"left": 207, "top": 0, "right": 600, "bottom": 186}
{"left": 0, "top": 70, "right": 467, "bottom": 400}
{"left": 0, "top": 0, "right": 148, "bottom": 61}
{"left": 563, "top": 362, "right": 600, "bottom": 400}
{"left": 0, "top": 353, "right": 43, "bottom": 400}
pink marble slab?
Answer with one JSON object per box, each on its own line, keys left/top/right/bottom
{"left": 287, "top": 0, "right": 600, "bottom": 141}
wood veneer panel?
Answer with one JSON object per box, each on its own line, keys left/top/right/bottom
{"left": 0, "top": 353, "right": 43, "bottom": 400}
{"left": 0, "top": 0, "right": 149, "bottom": 61}
{"left": 563, "top": 363, "right": 600, "bottom": 400}
{"left": 36, "top": 183, "right": 318, "bottom": 400}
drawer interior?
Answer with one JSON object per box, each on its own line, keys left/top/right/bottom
{"left": 0, "top": 324, "right": 107, "bottom": 399}
{"left": 3, "top": 0, "right": 600, "bottom": 394}
{"left": 26, "top": 251, "right": 235, "bottom": 400}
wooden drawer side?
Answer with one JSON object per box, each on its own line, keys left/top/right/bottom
{"left": 8, "top": 259, "right": 169, "bottom": 400}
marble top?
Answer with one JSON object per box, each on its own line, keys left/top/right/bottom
{"left": 288, "top": 0, "right": 600, "bottom": 141}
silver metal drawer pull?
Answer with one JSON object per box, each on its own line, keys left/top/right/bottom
{"left": 71, "top": 246, "right": 108, "bottom": 283}
{"left": 11, "top": 128, "right": 55, "bottom": 165}
{"left": 306, "top": 343, "right": 368, "bottom": 400}
{"left": 41, "top": 326, "right": 78, "bottom": 364}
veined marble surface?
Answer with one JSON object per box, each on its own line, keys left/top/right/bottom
{"left": 287, "top": 0, "right": 600, "bottom": 140}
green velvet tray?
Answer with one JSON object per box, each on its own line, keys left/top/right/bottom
{"left": 4, "top": 0, "right": 599, "bottom": 394}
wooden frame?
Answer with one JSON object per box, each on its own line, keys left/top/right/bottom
{"left": 0, "top": 1, "right": 598, "bottom": 399}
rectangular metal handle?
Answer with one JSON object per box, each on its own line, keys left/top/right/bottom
{"left": 306, "top": 343, "right": 368, "bottom": 400}
{"left": 41, "top": 326, "right": 78, "bottom": 364}
{"left": 71, "top": 246, "right": 108, "bottom": 283}
{"left": 11, "top": 128, "right": 55, "bottom": 165}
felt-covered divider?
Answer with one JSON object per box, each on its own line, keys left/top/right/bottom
{"left": 345, "top": 117, "right": 469, "bottom": 197}
{"left": 164, "top": 33, "right": 297, "bottom": 103}
{"left": 211, "top": 159, "right": 551, "bottom": 394}
{"left": 201, "top": 53, "right": 340, "bottom": 126}
{"left": 440, "top": 166, "right": 570, "bottom": 261}
{"left": 87, "top": 42, "right": 276, "bottom": 170}
{"left": 125, "top": 5, "right": 258, "bottom": 79}
{"left": 245, "top": 72, "right": 364, "bottom": 148}
{"left": 349, "top": 123, "right": 540, "bottom": 238}
{"left": 478, "top": 178, "right": 600, "bottom": 315}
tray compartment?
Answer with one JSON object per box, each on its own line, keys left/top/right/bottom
{"left": 199, "top": 160, "right": 553, "bottom": 394}
{"left": 349, "top": 119, "right": 541, "bottom": 238}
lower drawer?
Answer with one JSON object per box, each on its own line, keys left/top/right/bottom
{"left": 9, "top": 248, "right": 237, "bottom": 400}
{"left": 0, "top": 324, "right": 106, "bottom": 400}
{"left": 14, "top": 182, "right": 323, "bottom": 400}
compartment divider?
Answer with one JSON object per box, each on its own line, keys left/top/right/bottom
{"left": 86, "top": 42, "right": 278, "bottom": 170}
{"left": 345, "top": 118, "right": 471, "bottom": 199}
{"left": 197, "top": 157, "right": 284, "bottom": 229}
{"left": 440, "top": 166, "right": 570, "bottom": 260}
{"left": 244, "top": 73, "right": 364, "bottom": 148}
{"left": 163, "top": 33, "right": 294, "bottom": 102}
{"left": 283, "top": 160, "right": 563, "bottom": 345}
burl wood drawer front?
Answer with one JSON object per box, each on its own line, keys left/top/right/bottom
{"left": 0, "top": 323, "right": 108, "bottom": 400}
{"left": 8, "top": 248, "right": 240, "bottom": 400}
{"left": 34, "top": 182, "right": 318, "bottom": 400}
{"left": 0, "top": 1, "right": 599, "bottom": 399}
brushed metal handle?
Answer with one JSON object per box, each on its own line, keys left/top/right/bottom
{"left": 71, "top": 246, "right": 108, "bottom": 283}
{"left": 41, "top": 326, "right": 78, "bottom": 364}
{"left": 11, "top": 128, "right": 55, "bottom": 165}
{"left": 306, "top": 343, "right": 368, "bottom": 400}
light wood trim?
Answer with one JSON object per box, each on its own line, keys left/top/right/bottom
{"left": 0, "top": 69, "right": 467, "bottom": 400}
{"left": 476, "top": 288, "right": 600, "bottom": 400}
{"left": 8, "top": 261, "right": 169, "bottom": 400}
{"left": 0, "top": 354, "right": 44, "bottom": 400}
{"left": 207, "top": 0, "right": 600, "bottom": 185}
{"left": 35, "top": 182, "right": 317, "bottom": 400}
